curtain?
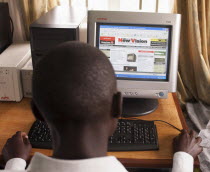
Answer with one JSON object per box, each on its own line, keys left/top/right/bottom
{"left": 174, "top": 0, "right": 210, "bottom": 105}
{"left": 0, "top": 0, "right": 26, "bottom": 41}
{"left": 174, "top": 1, "right": 210, "bottom": 171}
{"left": 18, "top": 0, "right": 60, "bottom": 40}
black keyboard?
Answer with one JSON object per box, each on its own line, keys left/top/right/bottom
{"left": 28, "top": 119, "right": 159, "bottom": 151}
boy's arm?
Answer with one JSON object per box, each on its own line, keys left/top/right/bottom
{"left": 5, "top": 158, "right": 26, "bottom": 170}
{"left": 172, "top": 130, "right": 203, "bottom": 172}
{"left": 2, "top": 131, "right": 32, "bottom": 170}
{"left": 172, "top": 151, "right": 194, "bottom": 172}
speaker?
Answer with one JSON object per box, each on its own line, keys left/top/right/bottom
{"left": 0, "top": 3, "right": 13, "bottom": 54}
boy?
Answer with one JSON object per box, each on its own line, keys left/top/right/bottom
{"left": 2, "top": 42, "right": 202, "bottom": 171}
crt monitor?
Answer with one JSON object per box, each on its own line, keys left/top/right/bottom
{"left": 88, "top": 11, "right": 181, "bottom": 116}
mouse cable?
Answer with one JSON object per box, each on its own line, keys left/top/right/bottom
{"left": 120, "top": 117, "right": 182, "bottom": 132}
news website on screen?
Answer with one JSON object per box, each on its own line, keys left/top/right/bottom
{"left": 96, "top": 24, "right": 171, "bottom": 81}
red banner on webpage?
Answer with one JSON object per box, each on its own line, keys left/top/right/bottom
{"left": 138, "top": 50, "right": 154, "bottom": 53}
{"left": 100, "top": 36, "right": 115, "bottom": 44}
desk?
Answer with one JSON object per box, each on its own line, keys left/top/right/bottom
{"left": 0, "top": 93, "right": 188, "bottom": 168}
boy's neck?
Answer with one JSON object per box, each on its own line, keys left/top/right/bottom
{"left": 51, "top": 126, "right": 109, "bottom": 160}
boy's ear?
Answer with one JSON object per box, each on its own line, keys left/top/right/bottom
{"left": 112, "top": 92, "right": 122, "bottom": 118}
{"left": 31, "top": 100, "right": 45, "bottom": 122}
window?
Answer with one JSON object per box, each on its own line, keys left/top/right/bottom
{"left": 120, "top": 0, "right": 140, "bottom": 11}
{"left": 60, "top": 0, "right": 174, "bottom": 13}
{"left": 60, "top": 0, "right": 70, "bottom": 6}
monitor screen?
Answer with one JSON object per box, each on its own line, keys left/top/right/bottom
{"left": 96, "top": 23, "right": 172, "bottom": 81}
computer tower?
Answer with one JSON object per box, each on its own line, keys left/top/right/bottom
{"left": 0, "top": 3, "right": 12, "bottom": 54}
{"left": 30, "top": 6, "right": 87, "bottom": 67}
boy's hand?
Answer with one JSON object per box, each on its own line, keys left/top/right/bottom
{"left": 173, "top": 129, "right": 203, "bottom": 159}
{"left": 2, "top": 131, "right": 32, "bottom": 162}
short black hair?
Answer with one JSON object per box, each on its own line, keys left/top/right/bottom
{"left": 32, "top": 41, "right": 116, "bottom": 124}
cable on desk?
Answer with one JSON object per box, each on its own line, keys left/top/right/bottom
{"left": 152, "top": 120, "right": 182, "bottom": 132}
{"left": 120, "top": 117, "right": 182, "bottom": 132}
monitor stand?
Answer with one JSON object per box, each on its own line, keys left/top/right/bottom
{"left": 122, "top": 98, "right": 158, "bottom": 117}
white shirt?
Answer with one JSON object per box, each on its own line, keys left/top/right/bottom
{"left": 1, "top": 152, "right": 193, "bottom": 172}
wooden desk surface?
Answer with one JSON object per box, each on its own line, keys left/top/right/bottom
{"left": 0, "top": 93, "right": 187, "bottom": 168}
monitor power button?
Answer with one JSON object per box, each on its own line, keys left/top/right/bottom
{"left": 159, "top": 92, "right": 164, "bottom": 97}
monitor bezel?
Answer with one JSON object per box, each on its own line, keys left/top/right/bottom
{"left": 88, "top": 10, "right": 181, "bottom": 98}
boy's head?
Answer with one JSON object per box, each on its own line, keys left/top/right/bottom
{"left": 32, "top": 41, "right": 121, "bottom": 136}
